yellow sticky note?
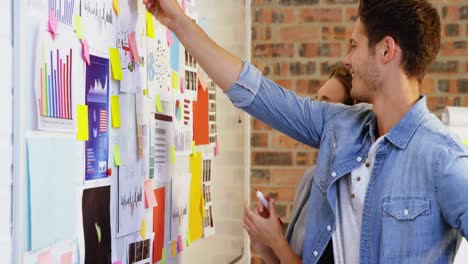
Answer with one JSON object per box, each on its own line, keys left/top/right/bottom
{"left": 161, "top": 248, "right": 166, "bottom": 264}
{"left": 111, "top": 95, "right": 121, "bottom": 128}
{"left": 191, "top": 140, "right": 196, "bottom": 154}
{"left": 143, "top": 88, "right": 148, "bottom": 96}
{"left": 170, "top": 145, "right": 176, "bottom": 163}
{"left": 171, "top": 71, "right": 180, "bottom": 90}
{"left": 463, "top": 139, "right": 468, "bottom": 146}
{"left": 155, "top": 95, "right": 164, "bottom": 113}
{"left": 140, "top": 219, "right": 146, "bottom": 239}
{"left": 186, "top": 231, "right": 191, "bottom": 246}
{"left": 171, "top": 241, "right": 177, "bottom": 257}
{"left": 109, "top": 48, "right": 123, "bottom": 80}
{"left": 189, "top": 152, "right": 203, "bottom": 241}
{"left": 76, "top": 104, "right": 89, "bottom": 141}
{"left": 113, "top": 0, "right": 120, "bottom": 16}
{"left": 146, "top": 12, "right": 155, "bottom": 38}
{"left": 73, "top": 15, "right": 84, "bottom": 39}
{"left": 113, "top": 144, "right": 122, "bottom": 166}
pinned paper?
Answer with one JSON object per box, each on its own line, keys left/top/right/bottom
{"left": 171, "top": 71, "right": 180, "bottom": 90}
{"left": 177, "top": 235, "right": 184, "bottom": 252}
{"left": 140, "top": 219, "right": 147, "bottom": 239}
{"left": 161, "top": 248, "right": 166, "bottom": 264}
{"left": 189, "top": 153, "right": 203, "bottom": 241}
{"left": 146, "top": 12, "right": 155, "bottom": 38}
{"left": 214, "top": 141, "right": 220, "bottom": 156}
{"left": 82, "top": 39, "right": 90, "bottom": 65}
{"left": 109, "top": 48, "right": 123, "bottom": 80}
{"left": 198, "top": 68, "right": 207, "bottom": 91}
{"left": 111, "top": 95, "right": 121, "bottom": 128}
{"left": 48, "top": 10, "right": 58, "bottom": 39}
{"left": 113, "top": 0, "right": 120, "bottom": 15}
{"left": 170, "top": 145, "right": 176, "bottom": 163}
{"left": 73, "top": 15, "right": 84, "bottom": 39}
{"left": 77, "top": 104, "right": 89, "bottom": 141}
{"left": 144, "top": 180, "right": 157, "bottom": 208}
{"left": 171, "top": 241, "right": 177, "bottom": 257}
{"left": 60, "top": 252, "right": 72, "bottom": 264}
{"left": 155, "top": 95, "right": 164, "bottom": 113}
{"left": 128, "top": 32, "right": 139, "bottom": 63}
{"left": 463, "top": 139, "right": 468, "bottom": 146}
{"left": 167, "top": 30, "right": 174, "bottom": 46}
{"left": 180, "top": 77, "right": 185, "bottom": 94}
{"left": 113, "top": 144, "right": 122, "bottom": 166}
{"left": 38, "top": 250, "right": 53, "bottom": 264}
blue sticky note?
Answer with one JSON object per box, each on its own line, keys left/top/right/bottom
{"left": 170, "top": 32, "right": 180, "bottom": 71}
{"left": 27, "top": 134, "right": 81, "bottom": 250}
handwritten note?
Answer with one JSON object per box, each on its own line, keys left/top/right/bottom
{"left": 76, "top": 104, "right": 89, "bottom": 141}
{"left": 48, "top": 10, "right": 58, "bottom": 39}
{"left": 113, "top": 0, "right": 120, "bottom": 15}
{"left": 109, "top": 48, "right": 123, "bottom": 80}
{"left": 73, "top": 15, "right": 84, "bottom": 39}
{"left": 60, "top": 252, "right": 72, "bottom": 264}
{"left": 81, "top": 39, "right": 90, "bottom": 65}
{"left": 146, "top": 12, "right": 155, "bottom": 38}
{"left": 111, "top": 95, "right": 121, "bottom": 128}
{"left": 113, "top": 144, "right": 122, "bottom": 166}
{"left": 155, "top": 95, "right": 164, "bottom": 113}
{"left": 128, "top": 32, "right": 139, "bottom": 63}
{"left": 38, "top": 250, "right": 53, "bottom": 264}
{"left": 144, "top": 180, "right": 157, "bottom": 208}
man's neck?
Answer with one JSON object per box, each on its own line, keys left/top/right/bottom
{"left": 371, "top": 76, "right": 420, "bottom": 137}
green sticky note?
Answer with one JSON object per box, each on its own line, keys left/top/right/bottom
{"left": 170, "top": 145, "right": 176, "bottom": 163}
{"left": 155, "top": 95, "right": 163, "bottom": 113}
{"left": 146, "top": 12, "right": 155, "bottom": 38}
{"left": 113, "top": 144, "right": 122, "bottom": 166}
{"left": 73, "top": 15, "right": 84, "bottom": 39}
{"left": 161, "top": 248, "right": 166, "bottom": 264}
{"left": 109, "top": 48, "right": 123, "bottom": 80}
{"left": 463, "top": 139, "right": 468, "bottom": 146}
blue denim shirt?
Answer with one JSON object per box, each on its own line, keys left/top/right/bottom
{"left": 227, "top": 62, "right": 468, "bottom": 263}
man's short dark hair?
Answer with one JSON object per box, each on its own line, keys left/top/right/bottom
{"left": 358, "top": 0, "right": 441, "bottom": 81}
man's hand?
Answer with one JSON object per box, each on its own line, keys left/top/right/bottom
{"left": 143, "top": 0, "right": 185, "bottom": 30}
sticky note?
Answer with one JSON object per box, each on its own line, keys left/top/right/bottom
{"left": 171, "top": 241, "right": 177, "bottom": 257}
{"left": 48, "top": 10, "right": 58, "bottom": 39}
{"left": 140, "top": 219, "right": 147, "bottom": 239}
{"left": 177, "top": 235, "right": 184, "bottom": 252}
{"left": 38, "top": 250, "right": 53, "bottom": 264}
{"left": 161, "top": 248, "right": 166, "bottom": 264}
{"left": 111, "top": 95, "right": 121, "bottom": 128}
{"left": 113, "top": 0, "right": 120, "bottom": 15}
{"left": 170, "top": 145, "right": 176, "bottom": 163}
{"left": 144, "top": 180, "right": 157, "bottom": 208}
{"left": 113, "top": 144, "right": 122, "bottom": 166}
{"left": 198, "top": 68, "right": 207, "bottom": 91}
{"left": 73, "top": 15, "right": 84, "bottom": 39}
{"left": 109, "top": 48, "right": 123, "bottom": 80}
{"left": 143, "top": 88, "right": 148, "bottom": 96}
{"left": 155, "top": 95, "right": 164, "bottom": 113}
{"left": 192, "top": 140, "right": 196, "bottom": 154}
{"left": 180, "top": 77, "right": 185, "bottom": 94}
{"left": 113, "top": 262, "right": 122, "bottom": 264}
{"left": 146, "top": 12, "right": 155, "bottom": 38}
{"left": 82, "top": 39, "right": 90, "bottom": 65}
{"left": 463, "top": 139, "right": 468, "bottom": 146}
{"left": 76, "top": 104, "right": 89, "bottom": 141}
{"left": 171, "top": 71, "right": 180, "bottom": 90}
{"left": 60, "top": 251, "right": 72, "bottom": 264}
{"left": 128, "top": 32, "right": 139, "bottom": 63}
{"left": 186, "top": 231, "right": 191, "bottom": 246}
{"left": 214, "top": 141, "right": 220, "bottom": 156}
{"left": 167, "top": 29, "right": 174, "bottom": 47}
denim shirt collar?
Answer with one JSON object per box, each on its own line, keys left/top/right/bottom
{"left": 382, "top": 96, "right": 429, "bottom": 149}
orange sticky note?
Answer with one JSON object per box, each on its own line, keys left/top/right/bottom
{"left": 113, "top": 0, "right": 120, "bottom": 15}
{"left": 76, "top": 104, "right": 89, "bottom": 141}
{"left": 38, "top": 250, "right": 53, "bottom": 264}
{"left": 111, "top": 95, "right": 121, "bottom": 128}
{"left": 109, "top": 48, "right": 123, "bottom": 80}
{"left": 48, "top": 10, "right": 58, "bottom": 39}
{"left": 146, "top": 12, "right": 155, "bottom": 38}
{"left": 128, "top": 32, "right": 139, "bottom": 63}
{"left": 144, "top": 180, "right": 157, "bottom": 208}
{"left": 171, "top": 241, "right": 177, "bottom": 257}
{"left": 60, "top": 252, "right": 72, "bottom": 264}
{"left": 82, "top": 39, "right": 90, "bottom": 65}
{"left": 198, "top": 68, "right": 207, "bottom": 91}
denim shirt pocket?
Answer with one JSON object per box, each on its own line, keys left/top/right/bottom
{"left": 317, "top": 130, "right": 336, "bottom": 193}
{"left": 382, "top": 196, "right": 432, "bottom": 258}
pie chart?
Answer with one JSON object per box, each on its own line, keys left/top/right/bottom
{"left": 175, "top": 99, "right": 182, "bottom": 121}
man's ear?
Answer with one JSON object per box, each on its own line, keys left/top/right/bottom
{"left": 377, "top": 36, "right": 396, "bottom": 63}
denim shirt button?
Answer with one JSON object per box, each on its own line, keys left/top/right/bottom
{"left": 357, "top": 156, "right": 362, "bottom": 162}
{"left": 313, "top": 251, "right": 318, "bottom": 256}
{"left": 404, "top": 209, "right": 409, "bottom": 215}
{"left": 327, "top": 225, "right": 332, "bottom": 231}
{"left": 332, "top": 172, "right": 337, "bottom": 177}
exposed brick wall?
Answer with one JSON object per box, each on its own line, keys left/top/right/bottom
{"left": 251, "top": 0, "right": 467, "bottom": 262}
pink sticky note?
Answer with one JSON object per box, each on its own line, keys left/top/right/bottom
{"left": 82, "top": 39, "right": 90, "bottom": 65}
{"left": 144, "top": 180, "right": 157, "bottom": 208}
{"left": 166, "top": 30, "right": 174, "bottom": 47}
{"left": 60, "top": 252, "right": 72, "bottom": 264}
{"left": 177, "top": 235, "right": 184, "bottom": 252}
{"left": 180, "top": 78, "right": 185, "bottom": 94}
{"left": 48, "top": 10, "right": 58, "bottom": 39}
{"left": 128, "top": 32, "right": 139, "bottom": 63}
{"left": 113, "top": 261, "right": 122, "bottom": 264}
{"left": 214, "top": 141, "right": 220, "bottom": 156}
{"left": 38, "top": 250, "right": 54, "bottom": 264}
{"left": 181, "top": 0, "right": 186, "bottom": 12}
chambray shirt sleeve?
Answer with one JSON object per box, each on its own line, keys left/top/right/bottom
{"left": 226, "top": 61, "right": 337, "bottom": 149}
{"left": 436, "top": 148, "right": 468, "bottom": 238}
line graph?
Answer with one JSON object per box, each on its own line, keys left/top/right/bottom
{"left": 49, "top": 0, "right": 77, "bottom": 26}
{"left": 81, "top": 0, "right": 114, "bottom": 31}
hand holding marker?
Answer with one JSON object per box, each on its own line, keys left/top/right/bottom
{"left": 255, "top": 189, "right": 284, "bottom": 225}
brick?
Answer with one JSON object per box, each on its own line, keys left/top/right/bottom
{"left": 253, "top": 43, "right": 295, "bottom": 58}
{"left": 426, "top": 96, "right": 448, "bottom": 112}
{"left": 252, "top": 152, "right": 293, "bottom": 166}
{"left": 272, "top": 8, "right": 297, "bottom": 23}
{"left": 272, "top": 133, "right": 305, "bottom": 148}
{"left": 463, "top": 97, "right": 468, "bottom": 107}
{"left": 299, "top": 42, "right": 341, "bottom": 58}
{"left": 299, "top": 43, "right": 318, "bottom": 57}
{"left": 420, "top": 78, "right": 435, "bottom": 94}
{"left": 299, "top": 8, "right": 342, "bottom": 23}
{"left": 280, "top": 0, "right": 319, "bottom": 5}
{"left": 279, "top": 25, "right": 319, "bottom": 42}
{"left": 428, "top": 61, "right": 459, "bottom": 73}
{"left": 461, "top": 6, "right": 468, "bottom": 20}
{"left": 438, "top": 80, "right": 450, "bottom": 93}
{"left": 323, "top": 0, "right": 358, "bottom": 3}
{"left": 270, "top": 168, "right": 307, "bottom": 185}
{"left": 252, "top": 25, "right": 272, "bottom": 41}
{"left": 254, "top": 9, "right": 273, "bottom": 24}
{"left": 444, "top": 23, "right": 459, "bottom": 37}
{"left": 295, "top": 151, "right": 317, "bottom": 166}
{"left": 345, "top": 7, "right": 358, "bottom": 22}
{"left": 458, "top": 79, "right": 468, "bottom": 93}
{"left": 320, "top": 61, "right": 343, "bottom": 76}
{"left": 251, "top": 133, "right": 269, "bottom": 147}
{"left": 442, "top": 5, "right": 468, "bottom": 21}
{"left": 289, "top": 61, "right": 316, "bottom": 76}
{"left": 252, "top": 118, "right": 272, "bottom": 131}
{"left": 296, "top": 79, "right": 325, "bottom": 94}
{"left": 322, "top": 25, "right": 352, "bottom": 40}
{"left": 251, "top": 169, "right": 271, "bottom": 185}
{"left": 451, "top": 96, "right": 462, "bottom": 107}
{"left": 273, "top": 62, "right": 290, "bottom": 77}
{"left": 440, "top": 41, "right": 468, "bottom": 56}
{"left": 253, "top": 0, "right": 274, "bottom": 5}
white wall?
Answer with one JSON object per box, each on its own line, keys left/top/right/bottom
{"left": 0, "top": 0, "right": 13, "bottom": 263}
